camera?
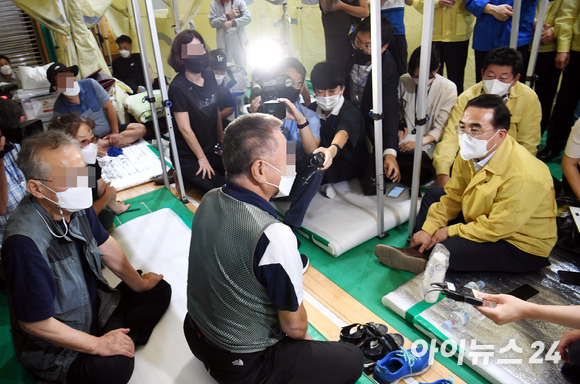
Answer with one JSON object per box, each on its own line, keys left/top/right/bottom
{"left": 250, "top": 72, "right": 294, "bottom": 120}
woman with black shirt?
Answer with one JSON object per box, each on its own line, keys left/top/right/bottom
{"left": 168, "top": 30, "right": 225, "bottom": 193}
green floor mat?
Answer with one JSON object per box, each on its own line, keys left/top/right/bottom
{"left": 113, "top": 187, "right": 194, "bottom": 228}
{"left": 298, "top": 223, "right": 489, "bottom": 384}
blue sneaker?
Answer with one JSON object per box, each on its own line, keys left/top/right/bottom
{"left": 420, "top": 375, "right": 454, "bottom": 384}
{"left": 373, "top": 346, "right": 431, "bottom": 384}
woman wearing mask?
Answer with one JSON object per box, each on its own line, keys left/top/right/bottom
{"left": 0, "top": 55, "right": 16, "bottom": 84}
{"left": 48, "top": 113, "right": 130, "bottom": 221}
{"left": 168, "top": 30, "right": 225, "bottom": 193}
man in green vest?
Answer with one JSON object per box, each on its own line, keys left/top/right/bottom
{"left": 184, "top": 113, "right": 364, "bottom": 383}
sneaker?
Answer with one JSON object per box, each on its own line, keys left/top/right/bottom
{"left": 374, "top": 245, "right": 428, "bottom": 274}
{"left": 420, "top": 376, "right": 454, "bottom": 384}
{"left": 373, "top": 346, "right": 431, "bottom": 384}
{"left": 301, "top": 254, "right": 309, "bottom": 274}
{"left": 319, "top": 183, "right": 336, "bottom": 199}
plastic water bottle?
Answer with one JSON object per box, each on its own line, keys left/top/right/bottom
{"left": 422, "top": 244, "right": 450, "bottom": 303}
{"left": 442, "top": 308, "right": 470, "bottom": 331}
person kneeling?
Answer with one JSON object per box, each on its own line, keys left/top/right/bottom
{"left": 376, "top": 94, "right": 557, "bottom": 273}
{"left": 1, "top": 131, "right": 171, "bottom": 383}
{"left": 309, "top": 61, "right": 367, "bottom": 198}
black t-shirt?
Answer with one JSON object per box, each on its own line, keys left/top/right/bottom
{"left": 309, "top": 99, "right": 366, "bottom": 180}
{"left": 168, "top": 70, "right": 220, "bottom": 160}
{"left": 112, "top": 53, "right": 146, "bottom": 93}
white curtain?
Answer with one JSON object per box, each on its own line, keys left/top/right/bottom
{"left": 11, "top": 0, "right": 112, "bottom": 76}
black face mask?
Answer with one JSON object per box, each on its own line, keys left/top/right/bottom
{"left": 279, "top": 86, "right": 301, "bottom": 103}
{"left": 354, "top": 49, "right": 371, "bottom": 65}
{"left": 183, "top": 54, "right": 208, "bottom": 73}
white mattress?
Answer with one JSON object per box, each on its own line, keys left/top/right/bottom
{"left": 271, "top": 179, "right": 418, "bottom": 256}
{"left": 105, "top": 208, "right": 216, "bottom": 384}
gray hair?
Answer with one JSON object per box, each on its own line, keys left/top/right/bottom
{"left": 17, "top": 130, "right": 80, "bottom": 181}
{"left": 222, "top": 113, "right": 281, "bottom": 180}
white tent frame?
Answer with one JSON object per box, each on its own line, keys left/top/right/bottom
{"left": 130, "top": 0, "right": 187, "bottom": 201}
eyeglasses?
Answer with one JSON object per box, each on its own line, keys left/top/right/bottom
{"left": 353, "top": 37, "right": 372, "bottom": 52}
{"left": 290, "top": 79, "right": 303, "bottom": 89}
{"left": 455, "top": 125, "right": 496, "bottom": 137}
{"left": 79, "top": 136, "right": 98, "bottom": 148}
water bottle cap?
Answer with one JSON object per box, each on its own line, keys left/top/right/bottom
{"left": 442, "top": 320, "right": 453, "bottom": 330}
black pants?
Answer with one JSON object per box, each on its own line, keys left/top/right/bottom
{"left": 180, "top": 152, "right": 226, "bottom": 194}
{"left": 474, "top": 45, "right": 529, "bottom": 83}
{"left": 66, "top": 280, "right": 172, "bottom": 384}
{"left": 546, "top": 50, "right": 580, "bottom": 153}
{"left": 283, "top": 154, "right": 326, "bottom": 228}
{"left": 414, "top": 188, "right": 550, "bottom": 273}
{"left": 434, "top": 40, "right": 470, "bottom": 94}
{"left": 533, "top": 51, "right": 562, "bottom": 133}
{"left": 397, "top": 150, "right": 435, "bottom": 188}
{"left": 183, "top": 315, "right": 364, "bottom": 384}
{"left": 387, "top": 34, "right": 408, "bottom": 77}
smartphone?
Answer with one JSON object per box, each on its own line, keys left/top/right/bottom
{"left": 558, "top": 270, "right": 580, "bottom": 286}
{"left": 507, "top": 284, "right": 539, "bottom": 300}
{"left": 387, "top": 186, "right": 405, "bottom": 198}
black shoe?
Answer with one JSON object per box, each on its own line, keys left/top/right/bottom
{"left": 537, "top": 148, "right": 560, "bottom": 162}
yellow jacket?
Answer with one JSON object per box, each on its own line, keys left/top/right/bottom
{"left": 433, "top": 81, "right": 541, "bottom": 176}
{"left": 414, "top": 0, "right": 475, "bottom": 42}
{"left": 552, "top": 0, "right": 579, "bottom": 53}
{"left": 423, "top": 136, "right": 557, "bottom": 257}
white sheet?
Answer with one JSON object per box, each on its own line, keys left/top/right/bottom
{"left": 104, "top": 208, "right": 216, "bottom": 384}
{"left": 271, "top": 179, "right": 418, "bottom": 256}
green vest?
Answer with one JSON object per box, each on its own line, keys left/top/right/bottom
{"left": 187, "top": 188, "right": 283, "bottom": 352}
{"left": 4, "top": 196, "right": 119, "bottom": 382}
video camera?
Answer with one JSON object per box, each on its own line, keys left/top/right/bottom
{"left": 250, "top": 72, "right": 294, "bottom": 120}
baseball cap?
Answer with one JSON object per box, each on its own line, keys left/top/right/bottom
{"left": 46, "top": 62, "right": 79, "bottom": 89}
{"left": 208, "top": 49, "right": 227, "bottom": 71}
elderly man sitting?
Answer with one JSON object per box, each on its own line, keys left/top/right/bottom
{"left": 1, "top": 131, "right": 171, "bottom": 383}
{"left": 376, "top": 94, "right": 557, "bottom": 274}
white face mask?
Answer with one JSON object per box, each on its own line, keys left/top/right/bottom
{"left": 262, "top": 160, "right": 296, "bottom": 198}
{"left": 214, "top": 74, "right": 225, "bottom": 85}
{"left": 81, "top": 143, "right": 98, "bottom": 165}
{"left": 483, "top": 78, "right": 512, "bottom": 97}
{"left": 41, "top": 182, "right": 93, "bottom": 212}
{"left": 62, "top": 81, "right": 80, "bottom": 97}
{"left": 0, "top": 65, "right": 12, "bottom": 75}
{"left": 119, "top": 50, "right": 131, "bottom": 58}
{"left": 317, "top": 94, "right": 342, "bottom": 112}
{"left": 458, "top": 130, "right": 500, "bottom": 161}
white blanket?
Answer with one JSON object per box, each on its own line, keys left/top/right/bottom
{"left": 105, "top": 208, "right": 216, "bottom": 384}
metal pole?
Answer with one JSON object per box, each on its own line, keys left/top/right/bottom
{"left": 408, "top": 0, "right": 435, "bottom": 239}
{"left": 143, "top": 0, "right": 188, "bottom": 201}
{"left": 100, "top": 18, "right": 113, "bottom": 67}
{"left": 129, "top": 0, "right": 171, "bottom": 193}
{"left": 172, "top": 0, "right": 181, "bottom": 34}
{"left": 370, "top": 0, "right": 385, "bottom": 237}
{"left": 525, "top": 0, "right": 549, "bottom": 87}
{"left": 510, "top": 0, "right": 521, "bottom": 48}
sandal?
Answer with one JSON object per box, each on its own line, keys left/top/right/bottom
{"left": 339, "top": 323, "right": 367, "bottom": 345}
{"left": 362, "top": 333, "right": 404, "bottom": 374}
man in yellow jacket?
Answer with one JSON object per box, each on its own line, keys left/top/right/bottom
{"left": 376, "top": 94, "right": 556, "bottom": 273}
{"left": 432, "top": 46, "right": 541, "bottom": 188}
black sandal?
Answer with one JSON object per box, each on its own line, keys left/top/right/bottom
{"left": 361, "top": 333, "right": 404, "bottom": 373}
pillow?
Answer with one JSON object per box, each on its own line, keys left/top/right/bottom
{"left": 19, "top": 63, "right": 53, "bottom": 90}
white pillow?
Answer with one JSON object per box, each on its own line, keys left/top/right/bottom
{"left": 19, "top": 63, "right": 53, "bottom": 90}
